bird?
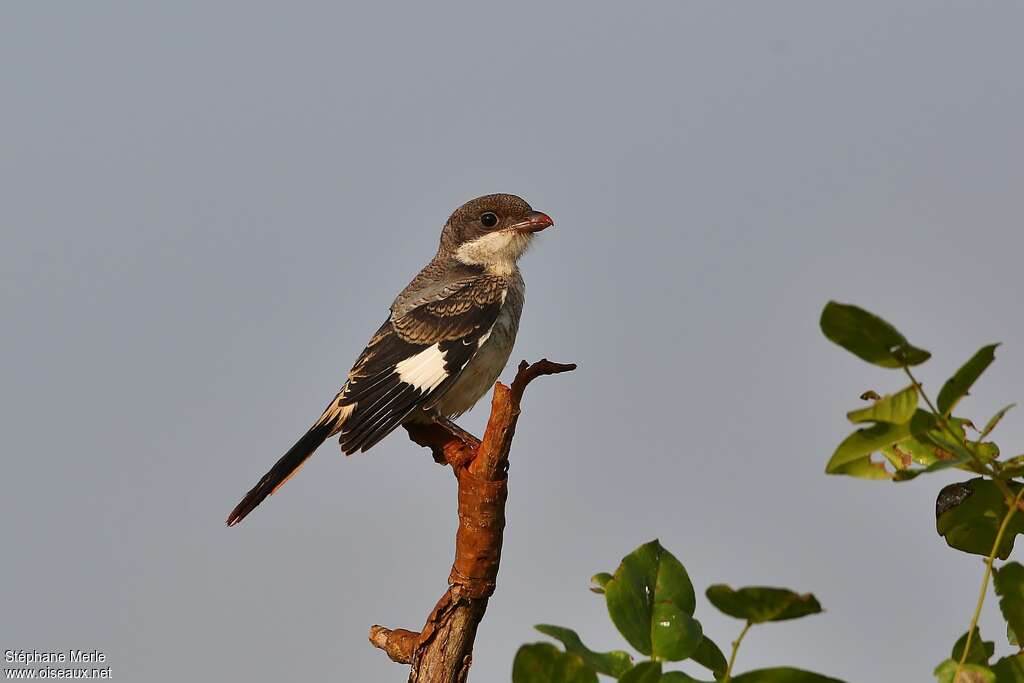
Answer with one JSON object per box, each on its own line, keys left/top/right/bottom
{"left": 226, "top": 193, "right": 553, "bottom": 526}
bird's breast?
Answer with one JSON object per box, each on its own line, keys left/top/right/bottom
{"left": 432, "top": 278, "right": 524, "bottom": 418}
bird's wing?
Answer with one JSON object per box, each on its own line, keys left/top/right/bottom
{"left": 323, "top": 275, "right": 508, "bottom": 453}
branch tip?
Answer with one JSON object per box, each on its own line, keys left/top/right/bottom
{"left": 510, "top": 358, "right": 577, "bottom": 404}
{"left": 368, "top": 625, "right": 418, "bottom": 664}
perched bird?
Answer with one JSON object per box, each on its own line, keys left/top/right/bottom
{"left": 226, "top": 193, "right": 553, "bottom": 526}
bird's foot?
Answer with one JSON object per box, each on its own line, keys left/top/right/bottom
{"left": 403, "top": 418, "right": 480, "bottom": 469}
{"left": 431, "top": 416, "right": 480, "bottom": 450}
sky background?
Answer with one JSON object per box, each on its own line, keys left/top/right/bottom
{"left": 2, "top": 2, "right": 1023, "bottom": 681}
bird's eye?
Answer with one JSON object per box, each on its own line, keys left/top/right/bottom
{"left": 480, "top": 212, "right": 498, "bottom": 228}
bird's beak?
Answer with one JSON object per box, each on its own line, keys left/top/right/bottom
{"left": 509, "top": 211, "right": 554, "bottom": 234}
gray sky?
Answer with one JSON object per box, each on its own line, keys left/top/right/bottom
{"left": 2, "top": 2, "right": 1023, "bottom": 681}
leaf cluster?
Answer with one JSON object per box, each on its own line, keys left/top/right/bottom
{"left": 511, "top": 300, "right": 1024, "bottom": 682}
{"left": 513, "top": 540, "right": 840, "bottom": 682}
{"left": 820, "top": 301, "right": 1024, "bottom": 681}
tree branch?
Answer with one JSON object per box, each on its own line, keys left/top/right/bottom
{"left": 369, "top": 358, "right": 576, "bottom": 682}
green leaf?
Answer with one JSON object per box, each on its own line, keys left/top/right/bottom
{"left": 689, "top": 636, "right": 728, "bottom": 678}
{"left": 827, "top": 454, "right": 892, "bottom": 480}
{"left": 993, "top": 563, "right": 1024, "bottom": 647}
{"left": 827, "top": 409, "right": 939, "bottom": 478}
{"left": 933, "top": 659, "right": 995, "bottom": 683}
{"left": 590, "top": 572, "right": 613, "bottom": 594}
{"left": 846, "top": 385, "right": 918, "bottom": 424}
{"left": 820, "top": 301, "right": 931, "bottom": 368}
{"left": 951, "top": 628, "right": 994, "bottom": 666}
{"left": 981, "top": 404, "right": 1016, "bottom": 440}
{"left": 890, "top": 434, "right": 980, "bottom": 481}
{"left": 827, "top": 421, "right": 911, "bottom": 477}
{"left": 992, "top": 654, "right": 1024, "bottom": 682}
{"left": 619, "top": 661, "right": 662, "bottom": 683}
{"left": 938, "top": 345, "right": 1000, "bottom": 416}
{"left": 705, "top": 585, "right": 823, "bottom": 624}
{"left": 831, "top": 410, "right": 994, "bottom": 481}
{"left": 1001, "top": 456, "right": 1024, "bottom": 480}
{"left": 901, "top": 430, "right": 978, "bottom": 479}
{"left": 884, "top": 433, "right": 943, "bottom": 470}
{"left": 534, "top": 624, "right": 632, "bottom": 677}
{"left": 604, "top": 540, "right": 697, "bottom": 657}
{"left": 512, "top": 643, "right": 599, "bottom": 683}
{"left": 659, "top": 673, "right": 713, "bottom": 683}
{"left": 970, "top": 441, "right": 1001, "bottom": 463}
{"left": 730, "top": 668, "right": 847, "bottom": 682}
{"left": 917, "top": 416, "right": 971, "bottom": 458}
{"left": 936, "top": 479, "right": 1024, "bottom": 559}
{"left": 651, "top": 602, "right": 703, "bottom": 661}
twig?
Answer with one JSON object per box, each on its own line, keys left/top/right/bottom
{"left": 722, "top": 621, "right": 752, "bottom": 683}
{"left": 369, "top": 358, "right": 576, "bottom": 682}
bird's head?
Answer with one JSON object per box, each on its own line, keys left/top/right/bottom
{"left": 440, "top": 194, "right": 553, "bottom": 274}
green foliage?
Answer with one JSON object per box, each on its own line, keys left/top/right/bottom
{"left": 932, "top": 630, "right": 997, "bottom": 682}
{"left": 982, "top": 405, "right": 1017, "bottom": 440}
{"left": 819, "top": 301, "right": 930, "bottom": 368}
{"left": 846, "top": 384, "right": 919, "bottom": 424}
{"left": 617, "top": 662, "right": 662, "bottom": 683}
{"left": 820, "top": 303, "right": 1012, "bottom": 484}
{"left": 938, "top": 345, "right": 1000, "bottom": 416}
{"left": 535, "top": 625, "right": 633, "bottom": 677}
{"left": 512, "top": 300, "right": 1024, "bottom": 683}
{"left": 933, "top": 659, "right": 995, "bottom": 683}
{"left": 952, "top": 628, "right": 995, "bottom": 666}
{"left": 991, "top": 655, "right": 1024, "bottom": 682}
{"left": 820, "top": 301, "right": 1024, "bottom": 683}
{"left": 659, "top": 672, "right": 709, "bottom": 683}
{"left": 730, "top": 670, "right": 845, "bottom": 683}
{"left": 825, "top": 402, "right": 998, "bottom": 481}
{"left": 603, "top": 540, "right": 700, "bottom": 660}
{"left": 928, "top": 650, "right": 1024, "bottom": 683}
{"left": 937, "top": 480, "right": 1024, "bottom": 559}
{"left": 689, "top": 637, "right": 727, "bottom": 679}
{"left": 704, "top": 586, "right": 822, "bottom": 624}
{"left": 513, "top": 643, "right": 599, "bottom": 683}
{"left": 513, "top": 541, "right": 838, "bottom": 682}
{"left": 993, "top": 563, "right": 1024, "bottom": 647}
{"left": 591, "top": 573, "right": 614, "bottom": 594}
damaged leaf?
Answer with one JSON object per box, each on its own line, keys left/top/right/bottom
{"left": 993, "top": 563, "right": 1024, "bottom": 648}
{"left": 846, "top": 385, "right": 918, "bottom": 425}
{"left": 936, "top": 479, "right": 1024, "bottom": 559}
{"left": 933, "top": 659, "right": 994, "bottom": 683}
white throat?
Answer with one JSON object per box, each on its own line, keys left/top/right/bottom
{"left": 453, "top": 231, "right": 533, "bottom": 276}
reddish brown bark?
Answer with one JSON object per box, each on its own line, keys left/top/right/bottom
{"left": 368, "top": 359, "right": 576, "bottom": 682}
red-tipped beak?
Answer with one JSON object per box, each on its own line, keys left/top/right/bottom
{"left": 510, "top": 211, "right": 554, "bottom": 234}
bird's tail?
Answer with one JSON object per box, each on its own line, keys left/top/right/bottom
{"left": 226, "top": 421, "right": 333, "bottom": 526}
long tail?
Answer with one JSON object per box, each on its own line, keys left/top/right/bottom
{"left": 226, "top": 421, "right": 333, "bottom": 526}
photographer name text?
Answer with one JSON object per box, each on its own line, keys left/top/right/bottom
{"left": 4, "top": 651, "right": 105, "bottom": 665}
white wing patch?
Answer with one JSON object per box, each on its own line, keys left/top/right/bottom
{"left": 394, "top": 343, "right": 449, "bottom": 392}
{"left": 476, "top": 327, "right": 493, "bottom": 348}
